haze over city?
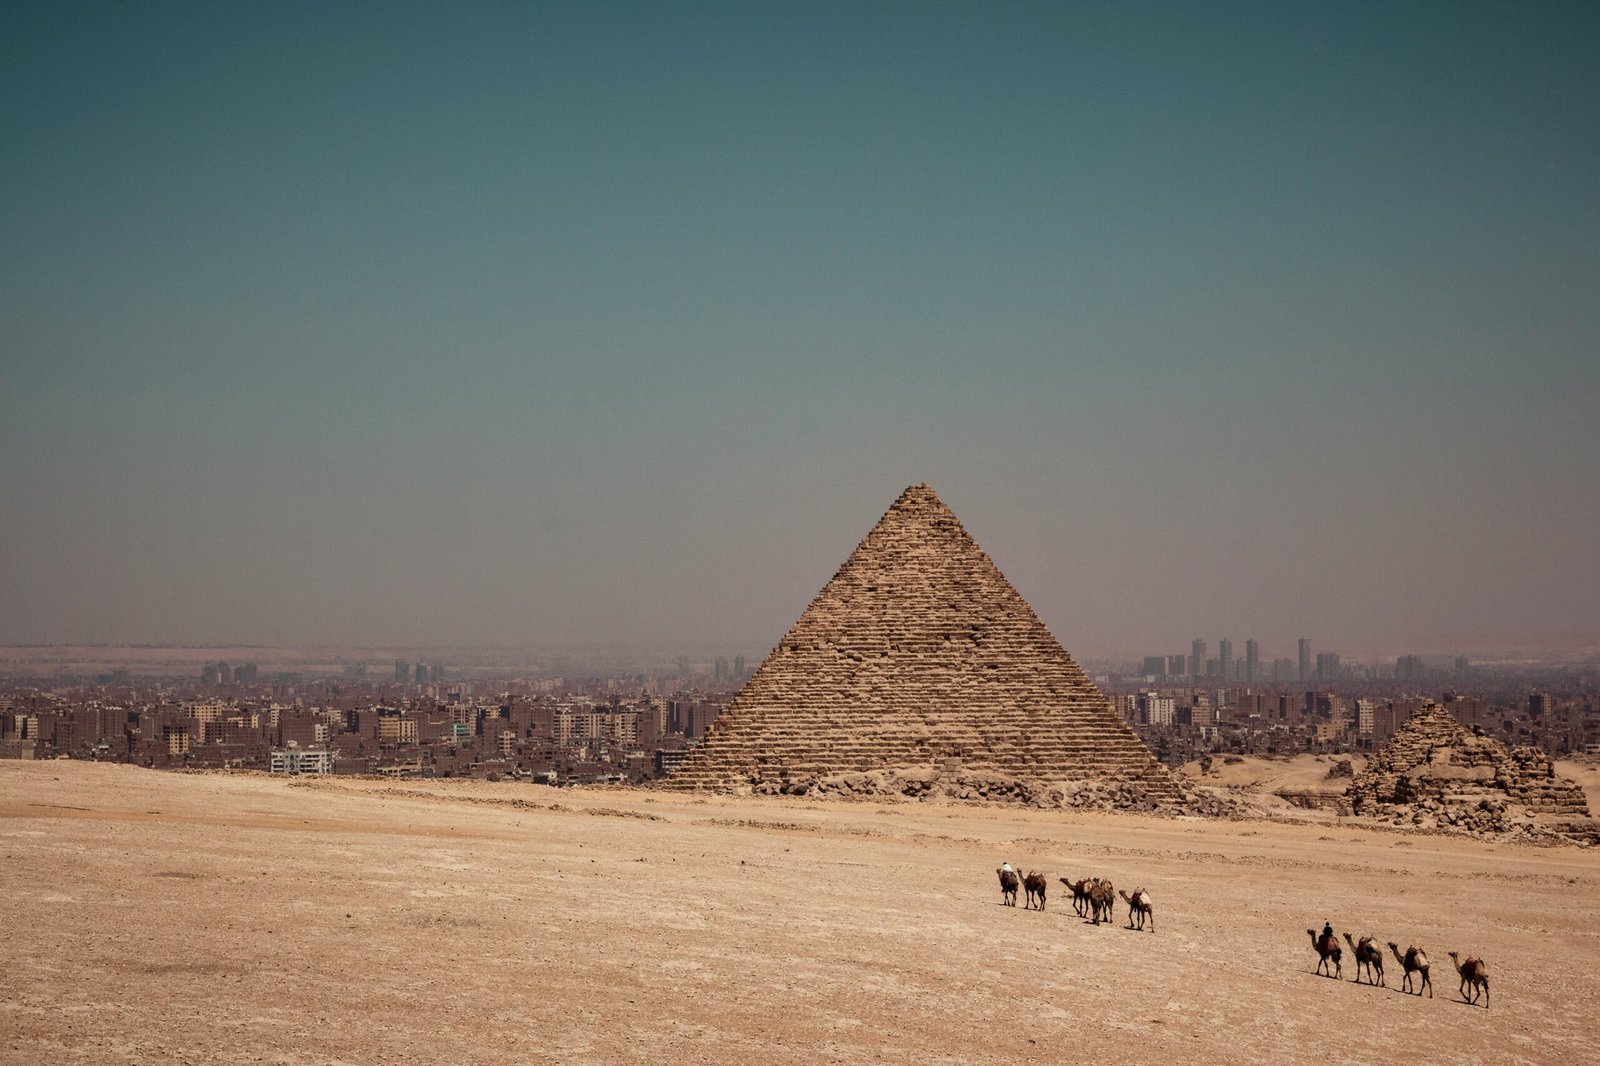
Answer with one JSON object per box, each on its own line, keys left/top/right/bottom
{"left": 4, "top": 2, "right": 1597, "bottom": 659}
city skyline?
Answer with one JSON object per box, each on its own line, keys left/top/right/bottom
{"left": 4, "top": 4, "right": 1597, "bottom": 657}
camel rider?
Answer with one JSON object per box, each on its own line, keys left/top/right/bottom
{"left": 1321, "top": 921, "right": 1335, "bottom": 951}
{"left": 1001, "top": 861, "right": 1015, "bottom": 877}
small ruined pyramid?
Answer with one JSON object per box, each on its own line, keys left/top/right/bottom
{"left": 665, "top": 484, "right": 1178, "bottom": 801}
{"left": 1347, "top": 702, "right": 1590, "bottom": 832}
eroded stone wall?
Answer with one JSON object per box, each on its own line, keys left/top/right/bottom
{"left": 1346, "top": 702, "right": 1589, "bottom": 838}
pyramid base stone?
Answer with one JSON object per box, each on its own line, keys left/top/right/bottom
{"left": 697, "top": 763, "right": 1242, "bottom": 817}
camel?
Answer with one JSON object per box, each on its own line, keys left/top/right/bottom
{"left": 1307, "top": 929, "right": 1342, "bottom": 978}
{"left": 1447, "top": 952, "right": 1489, "bottom": 1007}
{"left": 1118, "top": 888, "right": 1154, "bottom": 932}
{"left": 1088, "top": 878, "right": 1116, "bottom": 925}
{"left": 1023, "top": 871, "right": 1048, "bottom": 911}
{"left": 1343, "top": 933, "right": 1385, "bottom": 986}
{"left": 1388, "top": 943, "right": 1432, "bottom": 997}
{"left": 1059, "top": 877, "right": 1092, "bottom": 918}
{"left": 997, "top": 867, "right": 1018, "bottom": 907}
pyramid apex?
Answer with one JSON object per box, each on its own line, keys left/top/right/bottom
{"left": 893, "top": 482, "right": 945, "bottom": 505}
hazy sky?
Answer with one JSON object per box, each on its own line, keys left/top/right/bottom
{"left": 3, "top": 2, "right": 1597, "bottom": 659}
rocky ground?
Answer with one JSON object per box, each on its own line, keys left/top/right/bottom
{"left": 3, "top": 760, "right": 1598, "bottom": 1065}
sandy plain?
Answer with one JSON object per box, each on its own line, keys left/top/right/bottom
{"left": 3, "top": 760, "right": 1597, "bottom": 1065}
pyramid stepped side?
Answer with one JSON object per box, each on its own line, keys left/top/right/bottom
{"left": 663, "top": 485, "right": 1178, "bottom": 800}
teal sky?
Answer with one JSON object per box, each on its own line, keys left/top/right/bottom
{"left": 3, "top": 2, "right": 1597, "bottom": 659}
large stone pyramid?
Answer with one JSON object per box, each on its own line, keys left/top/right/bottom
{"left": 664, "top": 484, "right": 1179, "bottom": 802}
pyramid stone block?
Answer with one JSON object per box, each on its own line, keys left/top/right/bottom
{"left": 663, "top": 484, "right": 1178, "bottom": 801}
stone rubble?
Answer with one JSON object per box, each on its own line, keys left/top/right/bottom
{"left": 746, "top": 766, "right": 1254, "bottom": 818}
{"left": 1346, "top": 701, "right": 1592, "bottom": 842}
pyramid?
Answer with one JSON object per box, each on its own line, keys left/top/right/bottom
{"left": 664, "top": 484, "right": 1179, "bottom": 801}
{"left": 1347, "top": 702, "right": 1590, "bottom": 829}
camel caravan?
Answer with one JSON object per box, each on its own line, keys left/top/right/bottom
{"left": 1305, "top": 926, "right": 1487, "bottom": 1007}
{"left": 994, "top": 865, "right": 1154, "bottom": 931}
{"left": 995, "top": 866, "right": 1486, "bottom": 1008}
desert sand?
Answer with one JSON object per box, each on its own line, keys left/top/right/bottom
{"left": 3, "top": 760, "right": 1596, "bottom": 1065}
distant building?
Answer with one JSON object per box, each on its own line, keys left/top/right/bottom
{"left": 377, "top": 714, "right": 418, "bottom": 746}
{"left": 1191, "top": 639, "right": 1206, "bottom": 679}
{"left": 654, "top": 749, "right": 690, "bottom": 776}
{"left": 1245, "top": 639, "right": 1259, "bottom": 684}
{"left": 269, "top": 748, "right": 335, "bottom": 775}
{"left": 1138, "top": 692, "right": 1176, "bottom": 726}
{"left": 1298, "top": 639, "right": 1311, "bottom": 683}
{"left": 1316, "top": 652, "right": 1341, "bottom": 682}
{"left": 394, "top": 659, "right": 410, "bottom": 684}
{"left": 1218, "top": 639, "right": 1233, "bottom": 681}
